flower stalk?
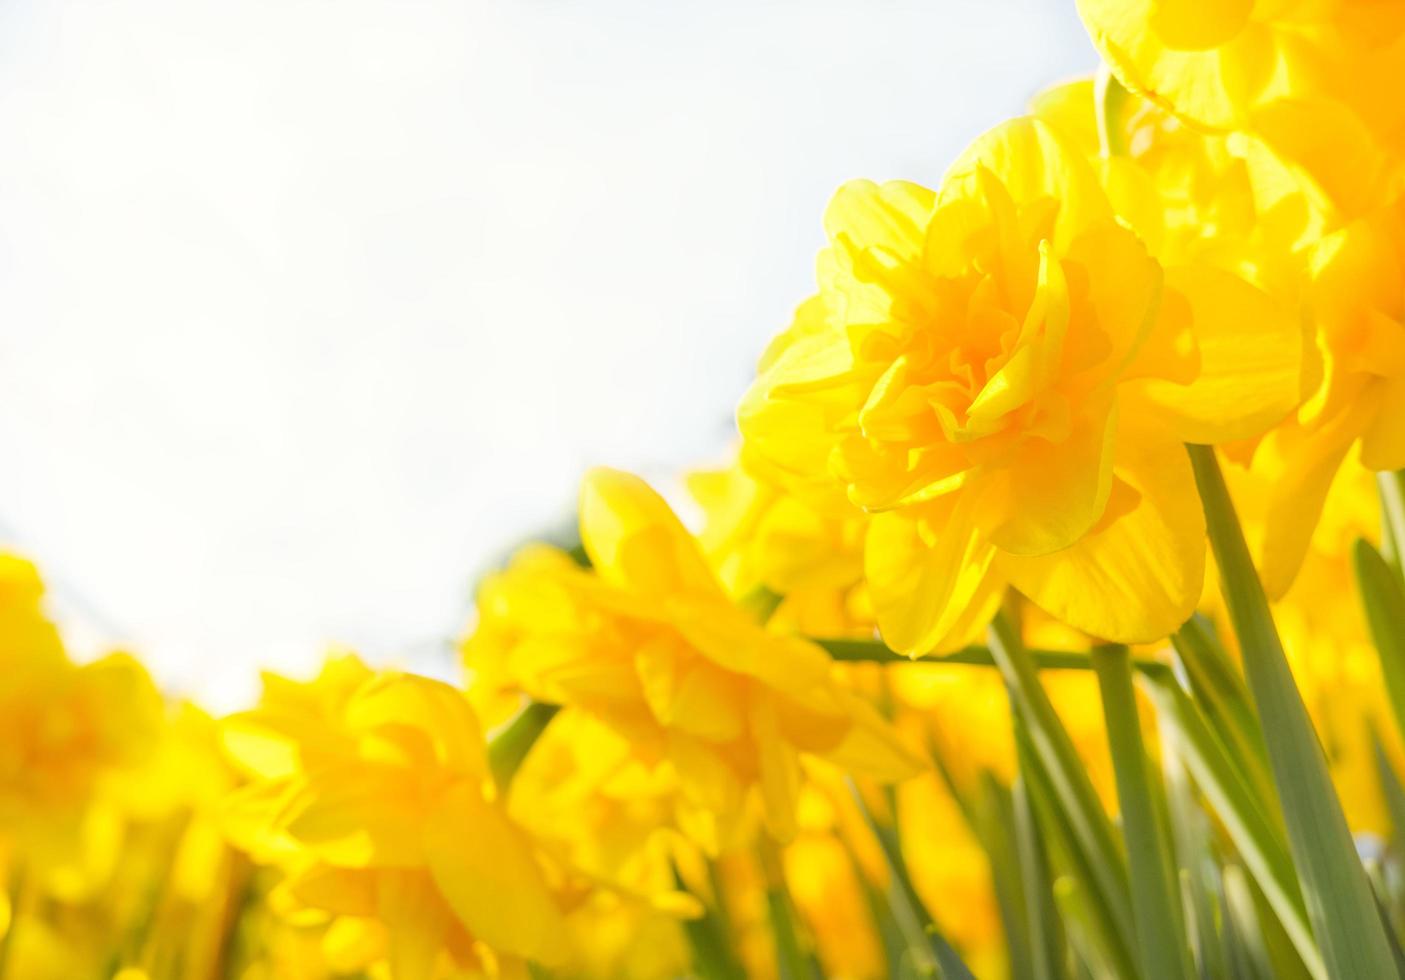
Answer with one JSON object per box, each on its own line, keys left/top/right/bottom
{"left": 1187, "top": 442, "right": 1398, "bottom": 978}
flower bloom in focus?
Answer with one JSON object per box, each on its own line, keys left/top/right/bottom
{"left": 463, "top": 467, "right": 923, "bottom": 845}
{"left": 739, "top": 118, "right": 1301, "bottom": 650}
{"left": 1077, "top": 0, "right": 1405, "bottom": 218}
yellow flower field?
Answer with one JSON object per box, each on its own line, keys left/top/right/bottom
{"left": 6, "top": 2, "right": 1405, "bottom": 977}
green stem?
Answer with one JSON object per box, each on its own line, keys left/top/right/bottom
{"left": 1187, "top": 443, "right": 1397, "bottom": 979}
{"left": 816, "top": 637, "right": 1161, "bottom": 674}
{"left": 1171, "top": 617, "right": 1277, "bottom": 808}
{"left": 1354, "top": 538, "right": 1405, "bottom": 750}
{"left": 1095, "top": 64, "right": 1131, "bottom": 157}
{"left": 758, "top": 841, "right": 820, "bottom": 980}
{"left": 846, "top": 781, "right": 974, "bottom": 979}
{"left": 488, "top": 701, "right": 560, "bottom": 793}
{"left": 1091, "top": 645, "right": 1194, "bottom": 980}
{"left": 1012, "top": 770, "right": 1064, "bottom": 980}
{"left": 986, "top": 613, "right": 1136, "bottom": 952}
{"left": 1142, "top": 671, "right": 1323, "bottom": 979}
{"left": 1379, "top": 471, "right": 1405, "bottom": 574}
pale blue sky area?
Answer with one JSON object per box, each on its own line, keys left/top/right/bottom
{"left": 0, "top": 0, "right": 1095, "bottom": 707}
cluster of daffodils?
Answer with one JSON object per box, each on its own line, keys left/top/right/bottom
{"left": 9, "top": 3, "right": 1405, "bottom": 978}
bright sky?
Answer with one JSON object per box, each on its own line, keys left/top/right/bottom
{"left": 0, "top": 0, "right": 1095, "bottom": 709}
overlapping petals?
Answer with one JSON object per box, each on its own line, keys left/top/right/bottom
{"left": 464, "top": 468, "right": 923, "bottom": 844}
{"left": 740, "top": 116, "right": 1301, "bottom": 648}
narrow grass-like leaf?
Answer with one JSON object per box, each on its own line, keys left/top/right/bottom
{"left": 674, "top": 864, "right": 746, "bottom": 980}
{"left": 1051, "top": 877, "right": 1120, "bottom": 980}
{"left": 1222, "top": 865, "right": 1274, "bottom": 980}
{"left": 851, "top": 849, "right": 912, "bottom": 978}
{"left": 1189, "top": 443, "right": 1398, "bottom": 980}
{"left": 1142, "top": 671, "right": 1323, "bottom": 979}
{"left": 1375, "top": 729, "right": 1405, "bottom": 853}
{"left": 847, "top": 781, "right": 975, "bottom": 980}
{"left": 1355, "top": 538, "right": 1405, "bottom": 749}
{"left": 1015, "top": 719, "right": 1136, "bottom": 978}
{"left": 1092, "top": 645, "right": 1194, "bottom": 980}
{"left": 1172, "top": 617, "right": 1276, "bottom": 808}
{"left": 1012, "top": 768, "right": 1067, "bottom": 980}
{"left": 929, "top": 736, "right": 1036, "bottom": 980}
{"left": 758, "top": 842, "right": 821, "bottom": 980}
{"left": 988, "top": 613, "right": 1136, "bottom": 955}
{"left": 974, "top": 772, "right": 1039, "bottom": 980}
{"left": 1159, "top": 727, "right": 1228, "bottom": 980}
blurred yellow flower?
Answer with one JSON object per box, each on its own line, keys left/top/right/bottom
{"left": 1077, "top": 0, "right": 1405, "bottom": 218}
{"left": 739, "top": 118, "right": 1301, "bottom": 649}
{"left": 221, "top": 654, "right": 574, "bottom": 978}
{"left": 1247, "top": 199, "right": 1405, "bottom": 595}
{"left": 464, "top": 468, "right": 923, "bottom": 845}
{"left": 687, "top": 451, "right": 875, "bottom": 638}
{"left": 0, "top": 554, "right": 163, "bottom": 862}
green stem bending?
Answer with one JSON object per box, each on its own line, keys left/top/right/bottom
{"left": 1091, "top": 645, "right": 1194, "bottom": 980}
{"left": 1186, "top": 443, "right": 1398, "bottom": 979}
{"left": 1379, "top": 470, "right": 1405, "bottom": 574}
{"left": 487, "top": 701, "right": 560, "bottom": 793}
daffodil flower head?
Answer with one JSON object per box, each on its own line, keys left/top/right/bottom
{"left": 740, "top": 118, "right": 1301, "bottom": 650}
{"left": 686, "top": 452, "right": 871, "bottom": 637}
{"left": 464, "top": 468, "right": 923, "bottom": 846}
{"left": 221, "top": 656, "right": 574, "bottom": 978}
{"left": 1077, "top": 0, "right": 1405, "bottom": 219}
{"left": 0, "top": 554, "right": 163, "bottom": 861}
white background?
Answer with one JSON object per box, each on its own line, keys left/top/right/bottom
{"left": 0, "top": 0, "right": 1094, "bottom": 708}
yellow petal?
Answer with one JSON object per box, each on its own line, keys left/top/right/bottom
{"left": 667, "top": 729, "right": 744, "bottom": 816}
{"left": 821, "top": 692, "right": 926, "bottom": 783}
{"left": 422, "top": 781, "right": 567, "bottom": 965}
{"left": 975, "top": 402, "right": 1118, "bottom": 556}
{"left": 635, "top": 635, "right": 744, "bottom": 742}
{"left": 579, "top": 468, "right": 721, "bottom": 602}
{"left": 283, "top": 864, "right": 377, "bottom": 917}
{"left": 942, "top": 117, "right": 1112, "bottom": 251}
{"left": 999, "top": 422, "right": 1204, "bottom": 643}
{"left": 865, "top": 497, "right": 1000, "bottom": 656}
{"left": 750, "top": 694, "right": 802, "bottom": 842}
{"left": 283, "top": 764, "right": 423, "bottom": 867}
{"left": 1361, "top": 376, "right": 1405, "bottom": 470}
{"left": 345, "top": 673, "right": 488, "bottom": 780}
{"left": 823, "top": 180, "right": 934, "bottom": 267}
{"left": 376, "top": 870, "right": 452, "bottom": 980}
{"left": 1257, "top": 403, "right": 1376, "bottom": 598}
{"left": 1133, "top": 263, "right": 1303, "bottom": 443}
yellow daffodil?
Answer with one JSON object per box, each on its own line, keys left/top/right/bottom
{"left": 464, "top": 468, "right": 923, "bottom": 845}
{"left": 739, "top": 118, "right": 1301, "bottom": 650}
{"left": 687, "top": 451, "right": 876, "bottom": 638}
{"left": 1077, "top": 0, "right": 1405, "bottom": 218}
{"left": 221, "top": 654, "right": 576, "bottom": 978}
{"left": 1261, "top": 199, "right": 1405, "bottom": 594}
{"left": 1031, "top": 77, "right": 1326, "bottom": 286}
{"left": 0, "top": 554, "right": 163, "bottom": 864}
{"left": 1031, "top": 77, "right": 1405, "bottom": 600}
{"left": 505, "top": 710, "right": 697, "bottom": 979}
